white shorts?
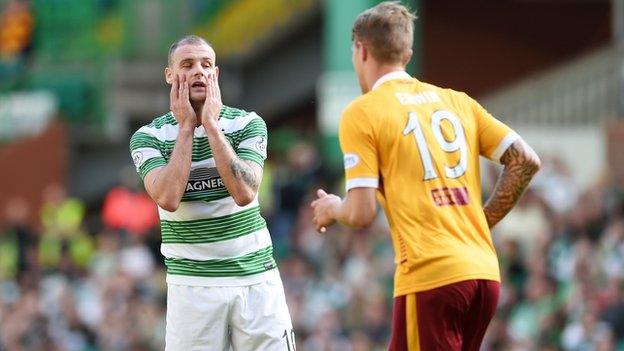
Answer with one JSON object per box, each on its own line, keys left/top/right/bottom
{"left": 165, "top": 270, "right": 295, "bottom": 351}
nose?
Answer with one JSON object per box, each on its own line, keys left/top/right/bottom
{"left": 190, "top": 62, "right": 206, "bottom": 77}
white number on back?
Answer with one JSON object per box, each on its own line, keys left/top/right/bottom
{"left": 403, "top": 110, "right": 468, "bottom": 180}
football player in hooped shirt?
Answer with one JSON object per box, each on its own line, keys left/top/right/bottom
{"left": 130, "top": 35, "right": 294, "bottom": 351}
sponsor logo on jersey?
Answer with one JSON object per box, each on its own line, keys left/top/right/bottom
{"left": 344, "top": 153, "right": 360, "bottom": 170}
{"left": 431, "top": 187, "right": 470, "bottom": 206}
{"left": 185, "top": 167, "right": 225, "bottom": 192}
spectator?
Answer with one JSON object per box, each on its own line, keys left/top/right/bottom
{"left": 39, "top": 183, "right": 92, "bottom": 272}
{"left": 0, "top": 197, "right": 37, "bottom": 280}
{"left": 0, "top": 0, "right": 33, "bottom": 60}
{"left": 101, "top": 166, "right": 159, "bottom": 237}
{"left": 562, "top": 309, "right": 613, "bottom": 351}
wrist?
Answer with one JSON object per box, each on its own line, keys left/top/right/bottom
{"left": 329, "top": 197, "right": 343, "bottom": 221}
{"left": 178, "top": 123, "right": 195, "bottom": 135}
{"left": 202, "top": 120, "right": 221, "bottom": 135}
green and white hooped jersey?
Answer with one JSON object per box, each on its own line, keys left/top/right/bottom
{"left": 129, "top": 106, "right": 277, "bottom": 286}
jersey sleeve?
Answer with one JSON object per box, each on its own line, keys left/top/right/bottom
{"left": 235, "top": 112, "right": 267, "bottom": 167}
{"left": 339, "top": 102, "right": 379, "bottom": 191}
{"left": 471, "top": 97, "right": 520, "bottom": 163}
{"left": 129, "top": 129, "right": 166, "bottom": 180}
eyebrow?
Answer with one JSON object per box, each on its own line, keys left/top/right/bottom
{"left": 179, "top": 57, "right": 213, "bottom": 66}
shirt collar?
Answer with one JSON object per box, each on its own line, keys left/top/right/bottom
{"left": 371, "top": 71, "right": 412, "bottom": 91}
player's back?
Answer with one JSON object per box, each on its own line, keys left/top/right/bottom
{"left": 340, "top": 73, "right": 518, "bottom": 296}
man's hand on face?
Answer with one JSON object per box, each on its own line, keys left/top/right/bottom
{"left": 170, "top": 74, "right": 197, "bottom": 129}
{"left": 201, "top": 69, "right": 223, "bottom": 128}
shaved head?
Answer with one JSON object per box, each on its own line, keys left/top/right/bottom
{"left": 168, "top": 35, "right": 212, "bottom": 66}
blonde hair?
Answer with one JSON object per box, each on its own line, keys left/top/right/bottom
{"left": 352, "top": 1, "right": 416, "bottom": 64}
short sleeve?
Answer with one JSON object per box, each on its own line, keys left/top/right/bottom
{"left": 471, "top": 97, "right": 520, "bottom": 163}
{"left": 236, "top": 113, "right": 267, "bottom": 167}
{"left": 129, "top": 129, "right": 166, "bottom": 180}
{"left": 339, "top": 103, "right": 379, "bottom": 191}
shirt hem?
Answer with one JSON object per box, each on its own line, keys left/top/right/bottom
{"left": 393, "top": 272, "right": 501, "bottom": 297}
{"left": 166, "top": 268, "right": 279, "bottom": 287}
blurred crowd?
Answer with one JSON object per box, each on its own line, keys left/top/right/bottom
{"left": 0, "top": 0, "right": 32, "bottom": 92}
{"left": 1, "top": 139, "right": 623, "bottom": 351}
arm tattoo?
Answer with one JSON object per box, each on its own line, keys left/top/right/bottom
{"left": 483, "top": 141, "right": 540, "bottom": 228}
{"left": 229, "top": 159, "right": 260, "bottom": 190}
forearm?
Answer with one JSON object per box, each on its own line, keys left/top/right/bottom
{"left": 203, "top": 122, "right": 259, "bottom": 206}
{"left": 483, "top": 141, "right": 540, "bottom": 228}
{"left": 337, "top": 203, "right": 376, "bottom": 228}
{"left": 333, "top": 200, "right": 363, "bottom": 228}
{"left": 149, "top": 126, "right": 194, "bottom": 210}
{"left": 328, "top": 191, "right": 376, "bottom": 228}
{"left": 483, "top": 169, "right": 531, "bottom": 227}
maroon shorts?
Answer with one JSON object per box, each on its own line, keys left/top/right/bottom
{"left": 388, "top": 279, "right": 500, "bottom": 351}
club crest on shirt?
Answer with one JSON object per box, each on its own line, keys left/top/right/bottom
{"left": 344, "top": 153, "right": 360, "bottom": 170}
{"left": 132, "top": 151, "right": 144, "bottom": 167}
{"left": 255, "top": 136, "right": 267, "bottom": 156}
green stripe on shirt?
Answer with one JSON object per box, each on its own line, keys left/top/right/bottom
{"left": 161, "top": 206, "right": 267, "bottom": 243}
{"left": 237, "top": 149, "right": 264, "bottom": 166}
{"left": 139, "top": 157, "right": 166, "bottom": 179}
{"left": 165, "top": 246, "right": 276, "bottom": 277}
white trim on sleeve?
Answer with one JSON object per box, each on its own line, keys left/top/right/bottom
{"left": 345, "top": 177, "right": 379, "bottom": 191}
{"left": 490, "top": 131, "right": 521, "bottom": 163}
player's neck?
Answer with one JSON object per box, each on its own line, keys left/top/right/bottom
{"left": 366, "top": 64, "right": 407, "bottom": 92}
{"left": 191, "top": 101, "right": 203, "bottom": 127}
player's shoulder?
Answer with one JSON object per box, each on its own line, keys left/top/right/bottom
{"left": 219, "top": 105, "right": 264, "bottom": 122}
{"left": 219, "top": 105, "right": 265, "bottom": 133}
{"left": 343, "top": 92, "right": 376, "bottom": 119}
{"left": 415, "top": 81, "right": 471, "bottom": 102}
{"left": 340, "top": 97, "right": 369, "bottom": 130}
{"left": 342, "top": 81, "right": 413, "bottom": 122}
{"left": 130, "top": 112, "right": 175, "bottom": 148}
{"left": 219, "top": 105, "right": 262, "bottom": 121}
{"left": 134, "top": 112, "right": 176, "bottom": 136}
{"left": 146, "top": 111, "right": 177, "bottom": 130}
{"left": 423, "top": 82, "right": 478, "bottom": 108}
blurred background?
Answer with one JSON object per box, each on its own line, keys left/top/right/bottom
{"left": 0, "top": 0, "right": 623, "bottom": 350}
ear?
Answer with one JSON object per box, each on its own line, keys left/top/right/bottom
{"left": 165, "top": 67, "right": 173, "bottom": 84}
{"left": 359, "top": 42, "right": 368, "bottom": 62}
{"left": 215, "top": 66, "right": 220, "bottom": 79}
{"left": 403, "top": 49, "right": 413, "bottom": 66}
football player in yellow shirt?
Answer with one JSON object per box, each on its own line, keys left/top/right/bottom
{"left": 311, "top": 2, "right": 541, "bottom": 350}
